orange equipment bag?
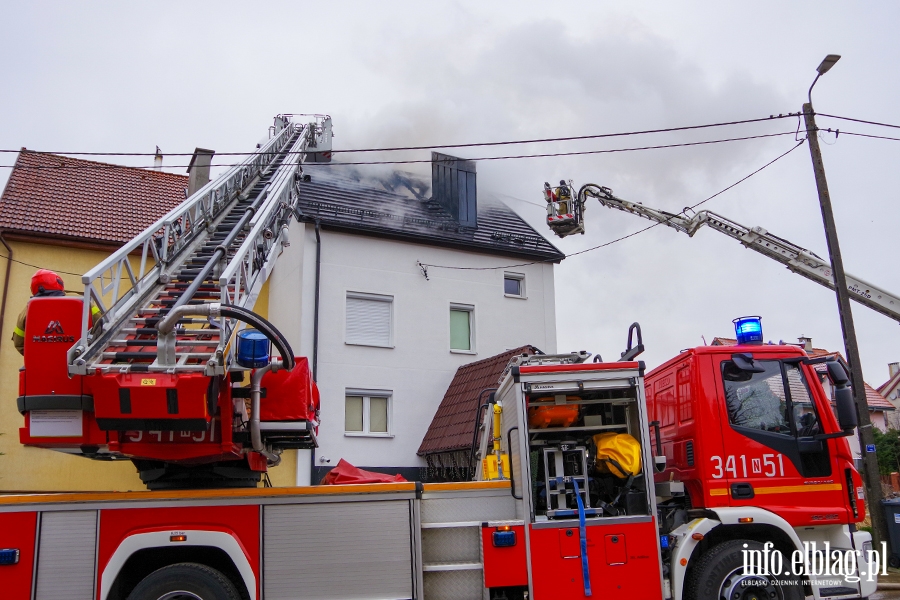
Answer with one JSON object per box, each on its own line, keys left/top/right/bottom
{"left": 528, "top": 398, "right": 579, "bottom": 429}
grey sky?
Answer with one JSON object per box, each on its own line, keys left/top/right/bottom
{"left": 2, "top": 1, "right": 898, "bottom": 385}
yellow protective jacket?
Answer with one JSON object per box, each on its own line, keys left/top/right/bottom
{"left": 12, "top": 306, "right": 26, "bottom": 355}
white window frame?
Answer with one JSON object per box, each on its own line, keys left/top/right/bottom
{"left": 503, "top": 272, "right": 526, "bottom": 299}
{"left": 344, "top": 389, "right": 393, "bottom": 437}
{"left": 345, "top": 291, "right": 394, "bottom": 348}
{"left": 449, "top": 302, "right": 476, "bottom": 355}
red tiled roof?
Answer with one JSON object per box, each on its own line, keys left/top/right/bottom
{"left": 712, "top": 337, "right": 894, "bottom": 410}
{"left": 864, "top": 382, "right": 895, "bottom": 410}
{"left": 0, "top": 150, "right": 188, "bottom": 245}
{"left": 418, "top": 346, "right": 538, "bottom": 455}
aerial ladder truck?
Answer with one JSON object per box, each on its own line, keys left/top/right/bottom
{"left": 16, "top": 114, "right": 332, "bottom": 489}
{"left": 543, "top": 180, "right": 900, "bottom": 324}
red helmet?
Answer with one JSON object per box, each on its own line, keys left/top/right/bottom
{"left": 31, "top": 269, "right": 65, "bottom": 296}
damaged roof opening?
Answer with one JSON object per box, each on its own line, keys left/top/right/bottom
{"left": 294, "top": 159, "right": 564, "bottom": 262}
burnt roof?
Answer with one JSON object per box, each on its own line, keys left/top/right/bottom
{"left": 0, "top": 150, "right": 188, "bottom": 245}
{"left": 418, "top": 346, "right": 539, "bottom": 456}
{"left": 296, "top": 165, "right": 565, "bottom": 262}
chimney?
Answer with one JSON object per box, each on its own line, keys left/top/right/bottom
{"left": 186, "top": 147, "right": 215, "bottom": 197}
{"left": 153, "top": 146, "right": 163, "bottom": 171}
{"left": 431, "top": 152, "right": 477, "bottom": 228}
{"left": 797, "top": 336, "right": 813, "bottom": 352}
{"left": 890, "top": 362, "right": 900, "bottom": 378}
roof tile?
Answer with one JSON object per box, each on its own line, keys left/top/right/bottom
{"left": 0, "top": 150, "right": 188, "bottom": 244}
{"left": 418, "top": 346, "right": 538, "bottom": 455}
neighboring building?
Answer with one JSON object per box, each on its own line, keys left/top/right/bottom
{"left": 878, "top": 363, "right": 900, "bottom": 430}
{"left": 0, "top": 150, "right": 189, "bottom": 491}
{"left": 418, "top": 345, "right": 539, "bottom": 481}
{"left": 270, "top": 159, "right": 564, "bottom": 483}
{"left": 711, "top": 336, "right": 894, "bottom": 461}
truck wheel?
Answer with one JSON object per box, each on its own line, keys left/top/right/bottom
{"left": 127, "top": 562, "right": 242, "bottom": 600}
{"left": 686, "top": 539, "right": 803, "bottom": 600}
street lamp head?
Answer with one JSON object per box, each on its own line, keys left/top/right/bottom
{"left": 808, "top": 54, "right": 842, "bottom": 106}
{"left": 816, "top": 54, "right": 841, "bottom": 75}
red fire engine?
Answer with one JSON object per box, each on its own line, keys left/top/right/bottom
{"left": 1, "top": 327, "right": 877, "bottom": 599}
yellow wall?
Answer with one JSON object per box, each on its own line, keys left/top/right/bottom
{"left": 0, "top": 240, "right": 293, "bottom": 490}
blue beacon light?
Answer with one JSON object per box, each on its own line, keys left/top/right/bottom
{"left": 733, "top": 316, "right": 763, "bottom": 345}
{"left": 236, "top": 329, "right": 271, "bottom": 368}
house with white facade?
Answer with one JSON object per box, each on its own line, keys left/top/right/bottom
{"left": 266, "top": 154, "right": 565, "bottom": 483}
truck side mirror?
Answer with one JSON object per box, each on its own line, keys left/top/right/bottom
{"left": 826, "top": 361, "right": 850, "bottom": 386}
{"left": 834, "top": 386, "right": 858, "bottom": 432}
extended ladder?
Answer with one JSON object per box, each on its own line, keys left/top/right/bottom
{"left": 68, "top": 115, "right": 332, "bottom": 376}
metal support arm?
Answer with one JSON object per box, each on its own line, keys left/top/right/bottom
{"left": 582, "top": 186, "right": 900, "bottom": 324}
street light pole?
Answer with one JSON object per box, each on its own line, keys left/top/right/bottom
{"left": 803, "top": 54, "right": 887, "bottom": 548}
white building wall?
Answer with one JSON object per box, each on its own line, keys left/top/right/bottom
{"left": 269, "top": 222, "right": 558, "bottom": 483}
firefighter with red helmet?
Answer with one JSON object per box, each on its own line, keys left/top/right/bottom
{"left": 11, "top": 269, "right": 100, "bottom": 355}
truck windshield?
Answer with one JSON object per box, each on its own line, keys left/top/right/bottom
{"left": 723, "top": 360, "right": 792, "bottom": 435}
{"left": 722, "top": 359, "right": 821, "bottom": 439}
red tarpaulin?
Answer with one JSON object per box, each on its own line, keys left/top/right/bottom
{"left": 320, "top": 459, "right": 407, "bottom": 485}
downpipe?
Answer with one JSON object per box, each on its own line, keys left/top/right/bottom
{"left": 310, "top": 219, "right": 322, "bottom": 483}
{"left": 251, "top": 361, "right": 282, "bottom": 466}
{"left": 0, "top": 230, "right": 12, "bottom": 346}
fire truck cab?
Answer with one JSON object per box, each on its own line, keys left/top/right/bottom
{"left": 647, "top": 322, "right": 875, "bottom": 599}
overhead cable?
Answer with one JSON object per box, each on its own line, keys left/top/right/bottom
{"left": 817, "top": 113, "right": 900, "bottom": 131}
{"left": 1, "top": 112, "right": 893, "bottom": 160}
{"left": 0, "top": 131, "right": 799, "bottom": 170}
{"left": 0, "top": 113, "right": 798, "bottom": 158}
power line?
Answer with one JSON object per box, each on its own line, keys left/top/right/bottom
{"left": 0, "top": 113, "right": 799, "bottom": 158}
{"left": 817, "top": 113, "right": 900, "bottom": 131}
{"left": 0, "top": 254, "right": 84, "bottom": 277}
{"left": 0, "top": 131, "right": 799, "bottom": 170}
{"left": 419, "top": 138, "right": 807, "bottom": 271}
{"left": 835, "top": 131, "right": 900, "bottom": 143}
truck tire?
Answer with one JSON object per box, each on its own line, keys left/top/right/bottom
{"left": 685, "top": 539, "right": 803, "bottom": 600}
{"left": 127, "top": 562, "right": 242, "bottom": 600}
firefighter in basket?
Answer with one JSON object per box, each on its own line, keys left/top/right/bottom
{"left": 12, "top": 269, "right": 101, "bottom": 355}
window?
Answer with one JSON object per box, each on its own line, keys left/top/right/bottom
{"left": 722, "top": 359, "right": 821, "bottom": 437}
{"left": 723, "top": 359, "right": 791, "bottom": 435}
{"left": 345, "top": 390, "right": 392, "bottom": 436}
{"left": 346, "top": 292, "right": 393, "bottom": 347}
{"left": 450, "top": 303, "right": 474, "bottom": 352}
{"left": 786, "top": 364, "right": 821, "bottom": 437}
{"left": 504, "top": 272, "right": 525, "bottom": 298}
